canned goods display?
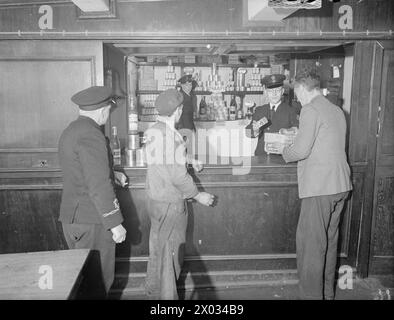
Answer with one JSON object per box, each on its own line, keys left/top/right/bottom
{"left": 128, "top": 134, "right": 140, "bottom": 150}
{"left": 127, "top": 149, "right": 136, "bottom": 167}
{"left": 136, "top": 148, "right": 146, "bottom": 167}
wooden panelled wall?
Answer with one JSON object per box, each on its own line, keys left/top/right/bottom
{"left": 368, "top": 41, "right": 394, "bottom": 275}
{"left": 0, "top": 0, "right": 392, "bottom": 36}
{"left": 0, "top": 40, "right": 104, "bottom": 168}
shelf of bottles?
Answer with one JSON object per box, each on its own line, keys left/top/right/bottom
{"left": 136, "top": 60, "right": 285, "bottom": 122}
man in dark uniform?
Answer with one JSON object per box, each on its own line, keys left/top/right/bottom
{"left": 245, "top": 74, "right": 299, "bottom": 155}
{"left": 176, "top": 74, "right": 198, "bottom": 160}
{"left": 58, "top": 86, "right": 127, "bottom": 298}
{"left": 176, "top": 74, "right": 197, "bottom": 132}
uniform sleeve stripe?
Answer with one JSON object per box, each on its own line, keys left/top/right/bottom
{"left": 103, "top": 209, "right": 119, "bottom": 218}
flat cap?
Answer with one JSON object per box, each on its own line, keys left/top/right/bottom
{"left": 178, "top": 74, "right": 197, "bottom": 89}
{"left": 71, "top": 86, "right": 114, "bottom": 111}
{"left": 155, "top": 89, "right": 183, "bottom": 116}
{"left": 262, "top": 74, "right": 286, "bottom": 89}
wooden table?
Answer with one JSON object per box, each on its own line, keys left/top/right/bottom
{"left": 0, "top": 249, "right": 91, "bottom": 299}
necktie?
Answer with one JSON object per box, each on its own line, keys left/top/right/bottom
{"left": 270, "top": 105, "right": 275, "bottom": 121}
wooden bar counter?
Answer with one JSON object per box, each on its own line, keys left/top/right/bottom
{"left": 0, "top": 155, "right": 365, "bottom": 277}
{"left": 114, "top": 154, "right": 363, "bottom": 274}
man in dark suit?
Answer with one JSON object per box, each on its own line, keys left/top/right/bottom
{"left": 58, "top": 86, "right": 127, "bottom": 298}
{"left": 278, "top": 69, "right": 352, "bottom": 299}
{"left": 176, "top": 74, "right": 198, "bottom": 160}
{"left": 245, "top": 74, "right": 299, "bottom": 155}
{"left": 176, "top": 74, "right": 197, "bottom": 132}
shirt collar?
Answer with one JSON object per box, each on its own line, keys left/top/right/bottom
{"left": 270, "top": 102, "right": 281, "bottom": 112}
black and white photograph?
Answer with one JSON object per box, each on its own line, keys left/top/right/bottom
{"left": 0, "top": 0, "right": 393, "bottom": 309}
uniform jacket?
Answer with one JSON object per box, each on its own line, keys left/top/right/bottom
{"left": 176, "top": 90, "right": 196, "bottom": 131}
{"left": 245, "top": 101, "right": 299, "bottom": 155}
{"left": 58, "top": 116, "right": 123, "bottom": 230}
{"left": 282, "top": 95, "right": 352, "bottom": 198}
{"left": 145, "top": 120, "right": 199, "bottom": 203}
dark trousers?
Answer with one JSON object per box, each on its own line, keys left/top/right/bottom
{"left": 62, "top": 223, "right": 115, "bottom": 298}
{"left": 145, "top": 200, "right": 187, "bottom": 300}
{"left": 296, "top": 191, "right": 349, "bottom": 300}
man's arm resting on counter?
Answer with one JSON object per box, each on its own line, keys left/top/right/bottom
{"left": 282, "top": 107, "right": 319, "bottom": 163}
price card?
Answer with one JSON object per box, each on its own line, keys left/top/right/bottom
{"left": 333, "top": 66, "right": 340, "bottom": 79}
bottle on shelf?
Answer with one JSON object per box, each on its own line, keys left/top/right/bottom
{"left": 224, "top": 101, "right": 229, "bottom": 120}
{"left": 199, "top": 96, "right": 208, "bottom": 120}
{"left": 229, "top": 95, "right": 237, "bottom": 121}
{"left": 110, "top": 126, "right": 121, "bottom": 166}
{"left": 237, "top": 104, "right": 244, "bottom": 120}
{"left": 128, "top": 96, "right": 139, "bottom": 133}
{"left": 245, "top": 102, "right": 255, "bottom": 120}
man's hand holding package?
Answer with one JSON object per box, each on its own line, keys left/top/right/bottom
{"left": 111, "top": 224, "right": 127, "bottom": 243}
{"left": 273, "top": 142, "right": 285, "bottom": 154}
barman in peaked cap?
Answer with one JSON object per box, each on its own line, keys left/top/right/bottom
{"left": 245, "top": 73, "right": 299, "bottom": 155}
{"left": 58, "top": 85, "right": 127, "bottom": 298}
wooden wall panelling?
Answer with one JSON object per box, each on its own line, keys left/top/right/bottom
{"left": 104, "top": 44, "right": 128, "bottom": 148}
{"left": 370, "top": 173, "right": 394, "bottom": 274}
{"left": 0, "top": 57, "right": 94, "bottom": 147}
{"left": 0, "top": 40, "right": 104, "bottom": 169}
{"left": 0, "top": 190, "right": 67, "bottom": 253}
{"left": 377, "top": 47, "right": 394, "bottom": 167}
{"left": 115, "top": 164, "right": 362, "bottom": 273}
{"left": 353, "top": 41, "right": 384, "bottom": 277}
{"left": 344, "top": 167, "right": 366, "bottom": 267}
{"left": 0, "top": 161, "right": 364, "bottom": 275}
{"left": 0, "top": 0, "right": 392, "bottom": 36}
{"left": 369, "top": 41, "right": 394, "bottom": 275}
{"left": 348, "top": 41, "right": 377, "bottom": 164}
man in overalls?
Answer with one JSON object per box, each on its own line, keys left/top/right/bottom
{"left": 144, "top": 89, "right": 215, "bottom": 300}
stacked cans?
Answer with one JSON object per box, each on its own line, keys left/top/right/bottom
{"left": 127, "top": 133, "right": 146, "bottom": 167}
{"left": 127, "top": 133, "right": 139, "bottom": 167}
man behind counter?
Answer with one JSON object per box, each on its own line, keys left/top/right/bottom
{"left": 245, "top": 74, "right": 299, "bottom": 155}
{"left": 176, "top": 74, "right": 197, "bottom": 132}
{"left": 176, "top": 74, "right": 198, "bottom": 160}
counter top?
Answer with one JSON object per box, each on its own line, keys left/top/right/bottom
{"left": 121, "top": 154, "right": 296, "bottom": 171}
{"left": 0, "top": 249, "right": 90, "bottom": 299}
